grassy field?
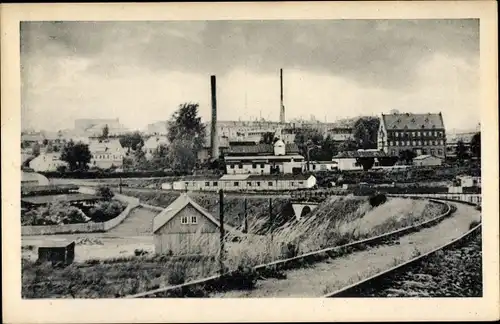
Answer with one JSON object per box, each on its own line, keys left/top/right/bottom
{"left": 22, "top": 195, "right": 448, "bottom": 298}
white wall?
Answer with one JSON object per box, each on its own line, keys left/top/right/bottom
{"left": 333, "top": 158, "right": 363, "bottom": 171}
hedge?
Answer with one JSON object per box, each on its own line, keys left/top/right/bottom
{"left": 40, "top": 170, "right": 193, "bottom": 179}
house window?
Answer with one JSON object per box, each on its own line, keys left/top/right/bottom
{"left": 298, "top": 181, "right": 304, "bottom": 185}
{"left": 424, "top": 141, "right": 428, "bottom": 146}
{"left": 312, "top": 165, "right": 316, "bottom": 170}
{"left": 412, "top": 141, "right": 416, "bottom": 146}
{"left": 247, "top": 182, "right": 252, "bottom": 186}
{"left": 395, "top": 132, "right": 399, "bottom": 138}
{"left": 418, "top": 140, "right": 422, "bottom": 145}
{"left": 230, "top": 164, "right": 235, "bottom": 169}
{"left": 260, "top": 163, "right": 265, "bottom": 168}
{"left": 432, "top": 140, "right": 436, "bottom": 146}
{"left": 234, "top": 182, "right": 239, "bottom": 186}
{"left": 406, "top": 141, "right": 410, "bottom": 146}
{"left": 181, "top": 216, "right": 188, "bottom": 224}
{"left": 411, "top": 132, "right": 415, "bottom": 137}
{"left": 391, "top": 149, "right": 396, "bottom": 155}
{"left": 423, "top": 131, "right": 427, "bottom": 136}
{"left": 417, "top": 131, "right": 421, "bottom": 136}
{"left": 268, "top": 181, "right": 273, "bottom": 186}
{"left": 291, "top": 182, "right": 294, "bottom": 186}
{"left": 257, "top": 181, "right": 261, "bottom": 186}
{"left": 440, "top": 140, "right": 444, "bottom": 145}
{"left": 213, "top": 181, "right": 218, "bottom": 186}
{"left": 252, "top": 163, "right": 256, "bottom": 169}
{"left": 191, "top": 216, "right": 198, "bottom": 224}
{"left": 205, "top": 182, "right": 210, "bottom": 186}
{"left": 389, "top": 141, "right": 393, "bottom": 146}
{"left": 430, "top": 149, "right": 435, "bottom": 155}
{"left": 438, "top": 149, "right": 443, "bottom": 156}
{"left": 422, "top": 149, "right": 428, "bottom": 155}
{"left": 238, "top": 164, "right": 243, "bottom": 169}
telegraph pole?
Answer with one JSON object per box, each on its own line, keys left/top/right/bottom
{"left": 243, "top": 198, "right": 248, "bottom": 233}
{"left": 219, "top": 189, "right": 225, "bottom": 273}
{"left": 269, "top": 197, "right": 273, "bottom": 243}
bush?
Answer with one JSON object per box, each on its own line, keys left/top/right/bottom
{"left": 369, "top": 193, "right": 387, "bottom": 207}
{"left": 22, "top": 201, "right": 90, "bottom": 225}
{"left": 87, "top": 200, "right": 127, "bottom": 222}
{"left": 96, "top": 186, "right": 114, "bottom": 201}
{"left": 168, "top": 263, "right": 187, "bottom": 285}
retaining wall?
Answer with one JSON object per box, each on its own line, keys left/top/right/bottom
{"left": 21, "top": 191, "right": 140, "bottom": 236}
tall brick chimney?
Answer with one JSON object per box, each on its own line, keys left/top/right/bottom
{"left": 210, "top": 75, "right": 218, "bottom": 159}
{"left": 279, "top": 68, "right": 285, "bottom": 123}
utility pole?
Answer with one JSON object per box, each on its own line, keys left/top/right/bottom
{"left": 269, "top": 197, "right": 273, "bottom": 243}
{"left": 243, "top": 198, "right": 248, "bottom": 234}
{"left": 219, "top": 189, "right": 225, "bottom": 273}
{"left": 119, "top": 176, "right": 122, "bottom": 194}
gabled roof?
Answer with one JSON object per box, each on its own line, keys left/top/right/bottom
{"left": 88, "top": 139, "right": 124, "bottom": 154}
{"left": 381, "top": 113, "right": 444, "bottom": 130}
{"left": 153, "top": 193, "right": 237, "bottom": 233}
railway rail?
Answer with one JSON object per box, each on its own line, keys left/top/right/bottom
{"left": 323, "top": 221, "right": 482, "bottom": 298}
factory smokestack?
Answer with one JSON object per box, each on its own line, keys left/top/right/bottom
{"left": 279, "top": 68, "right": 285, "bottom": 123}
{"left": 210, "top": 75, "right": 218, "bottom": 160}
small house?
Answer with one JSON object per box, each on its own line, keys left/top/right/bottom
{"left": 153, "top": 193, "right": 235, "bottom": 256}
{"left": 412, "top": 154, "right": 443, "bottom": 167}
{"left": 37, "top": 240, "right": 75, "bottom": 265}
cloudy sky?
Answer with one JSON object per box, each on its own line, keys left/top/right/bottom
{"left": 21, "top": 19, "right": 480, "bottom": 132}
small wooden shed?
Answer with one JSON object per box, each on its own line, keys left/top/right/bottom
{"left": 153, "top": 193, "right": 235, "bottom": 256}
{"left": 37, "top": 240, "right": 75, "bottom": 265}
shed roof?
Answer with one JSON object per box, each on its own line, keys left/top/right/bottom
{"left": 381, "top": 113, "right": 444, "bottom": 130}
{"left": 38, "top": 240, "right": 75, "bottom": 248}
{"left": 153, "top": 193, "right": 236, "bottom": 233}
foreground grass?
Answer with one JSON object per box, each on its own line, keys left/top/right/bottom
{"left": 22, "top": 196, "right": 447, "bottom": 298}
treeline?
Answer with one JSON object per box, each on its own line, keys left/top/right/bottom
{"left": 39, "top": 170, "right": 192, "bottom": 179}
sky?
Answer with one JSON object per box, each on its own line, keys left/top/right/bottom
{"left": 21, "top": 19, "right": 480, "bottom": 132}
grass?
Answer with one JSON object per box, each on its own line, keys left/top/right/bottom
{"left": 22, "top": 195, "right": 448, "bottom": 298}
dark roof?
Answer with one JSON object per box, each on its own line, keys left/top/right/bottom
{"left": 21, "top": 193, "right": 104, "bottom": 205}
{"left": 333, "top": 150, "right": 392, "bottom": 158}
{"left": 226, "top": 143, "right": 300, "bottom": 156}
{"left": 21, "top": 184, "right": 79, "bottom": 196}
{"left": 247, "top": 174, "right": 312, "bottom": 181}
{"left": 381, "top": 113, "right": 444, "bottom": 130}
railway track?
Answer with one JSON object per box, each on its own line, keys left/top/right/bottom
{"left": 324, "top": 220, "right": 482, "bottom": 298}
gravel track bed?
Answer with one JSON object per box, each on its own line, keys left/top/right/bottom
{"left": 210, "top": 201, "right": 480, "bottom": 298}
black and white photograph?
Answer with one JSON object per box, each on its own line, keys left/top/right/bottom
{"left": 2, "top": 1, "right": 499, "bottom": 323}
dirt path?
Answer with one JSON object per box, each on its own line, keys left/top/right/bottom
{"left": 210, "top": 201, "right": 480, "bottom": 298}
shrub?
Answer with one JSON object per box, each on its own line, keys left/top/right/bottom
{"left": 21, "top": 201, "right": 90, "bottom": 225}
{"left": 168, "top": 263, "right": 187, "bottom": 285}
{"left": 369, "top": 193, "right": 387, "bottom": 207}
{"left": 96, "top": 186, "right": 114, "bottom": 201}
{"left": 87, "top": 200, "right": 126, "bottom": 222}
{"left": 134, "top": 249, "right": 149, "bottom": 256}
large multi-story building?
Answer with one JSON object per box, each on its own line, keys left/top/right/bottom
{"left": 377, "top": 112, "right": 447, "bottom": 158}
{"left": 224, "top": 140, "right": 304, "bottom": 175}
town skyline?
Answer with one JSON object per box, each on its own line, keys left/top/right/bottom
{"left": 21, "top": 19, "right": 480, "bottom": 132}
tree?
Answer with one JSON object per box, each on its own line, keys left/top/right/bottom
{"left": 60, "top": 140, "right": 92, "bottom": 171}
{"left": 167, "top": 103, "right": 206, "bottom": 169}
{"left": 353, "top": 117, "right": 380, "bottom": 149}
{"left": 455, "top": 140, "right": 470, "bottom": 161}
{"left": 356, "top": 157, "right": 375, "bottom": 171}
{"left": 338, "top": 139, "right": 358, "bottom": 152}
{"left": 100, "top": 124, "right": 109, "bottom": 141}
{"left": 294, "top": 128, "right": 324, "bottom": 159}
{"left": 399, "top": 149, "right": 416, "bottom": 165}
{"left": 260, "top": 132, "right": 279, "bottom": 144}
{"left": 32, "top": 143, "right": 41, "bottom": 157}
{"left": 42, "top": 139, "right": 49, "bottom": 146}
{"left": 119, "top": 131, "right": 144, "bottom": 152}
{"left": 470, "top": 132, "right": 481, "bottom": 159}
{"left": 313, "top": 135, "right": 337, "bottom": 161}
{"left": 149, "top": 144, "right": 170, "bottom": 170}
